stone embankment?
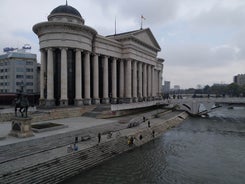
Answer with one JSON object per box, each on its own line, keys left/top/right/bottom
{"left": 0, "top": 106, "right": 96, "bottom": 123}
{"left": 0, "top": 110, "right": 188, "bottom": 184}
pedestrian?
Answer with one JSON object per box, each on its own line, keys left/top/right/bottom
{"left": 75, "top": 136, "right": 78, "bottom": 143}
{"left": 139, "top": 134, "right": 143, "bottom": 140}
{"left": 148, "top": 121, "right": 151, "bottom": 127}
{"left": 128, "top": 136, "right": 134, "bottom": 146}
{"left": 73, "top": 143, "right": 78, "bottom": 151}
{"left": 98, "top": 132, "right": 101, "bottom": 143}
{"left": 152, "top": 130, "right": 155, "bottom": 138}
{"left": 67, "top": 144, "right": 73, "bottom": 153}
{"left": 143, "top": 116, "right": 145, "bottom": 122}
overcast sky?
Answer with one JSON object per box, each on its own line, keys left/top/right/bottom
{"left": 0, "top": 0, "right": 244, "bottom": 89}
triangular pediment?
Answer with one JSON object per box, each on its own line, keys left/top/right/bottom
{"left": 132, "top": 28, "right": 161, "bottom": 51}
{"left": 106, "top": 28, "right": 161, "bottom": 52}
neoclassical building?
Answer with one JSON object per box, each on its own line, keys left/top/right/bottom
{"left": 33, "top": 3, "right": 164, "bottom": 106}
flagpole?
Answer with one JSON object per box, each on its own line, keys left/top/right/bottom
{"left": 140, "top": 17, "right": 143, "bottom": 30}
{"left": 115, "top": 16, "right": 117, "bottom": 35}
{"left": 140, "top": 15, "right": 145, "bottom": 30}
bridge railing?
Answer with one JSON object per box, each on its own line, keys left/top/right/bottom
{"left": 110, "top": 97, "right": 245, "bottom": 115}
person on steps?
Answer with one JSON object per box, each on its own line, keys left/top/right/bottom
{"left": 98, "top": 132, "right": 101, "bottom": 144}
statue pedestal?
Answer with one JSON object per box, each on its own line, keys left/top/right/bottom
{"left": 9, "top": 117, "right": 34, "bottom": 138}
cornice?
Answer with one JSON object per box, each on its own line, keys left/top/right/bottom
{"left": 33, "top": 21, "right": 97, "bottom": 36}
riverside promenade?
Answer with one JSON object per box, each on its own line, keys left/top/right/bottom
{"left": 0, "top": 107, "right": 188, "bottom": 184}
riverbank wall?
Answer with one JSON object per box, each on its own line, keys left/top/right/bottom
{"left": 0, "top": 111, "right": 188, "bottom": 184}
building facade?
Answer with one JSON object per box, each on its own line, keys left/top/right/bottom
{"left": 163, "top": 81, "right": 170, "bottom": 94}
{"left": 0, "top": 50, "right": 38, "bottom": 94}
{"left": 33, "top": 4, "right": 164, "bottom": 106}
{"left": 234, "top": 74, "right": 245, "bottom": 86}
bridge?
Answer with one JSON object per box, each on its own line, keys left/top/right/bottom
{"left": 111, "top": 97, "right": 245, "bottom": 116}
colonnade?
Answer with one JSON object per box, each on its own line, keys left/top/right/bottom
{"left": 39, "top": 47, "right": 162, "bottom": 106}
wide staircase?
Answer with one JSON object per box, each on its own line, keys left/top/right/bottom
{"left": 0, "top": 120, "right": 127, "bottom": 164}
{"left": 0, "top": 136, "right": 133, "bottom": 184}
{"left": 82, "top": 104, "right": 111, "bottom": 118}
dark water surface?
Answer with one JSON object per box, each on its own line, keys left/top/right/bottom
{"left": 63, "top": 106, "right": 245, "bottom": 184}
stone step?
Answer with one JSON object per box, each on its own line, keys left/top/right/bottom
{"left": 1, "top": 137, "right": 131, "bottom": 184}
{"left": 0, "top": 122, "right": 126, "bottom": 164}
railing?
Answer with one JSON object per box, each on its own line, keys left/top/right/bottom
{"left": 111, "top": 97, "right": 245, "bottom": 115}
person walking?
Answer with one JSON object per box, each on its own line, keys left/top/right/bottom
{"left": 98, "top": 132, "right": 101, "bottom": 144}
{"left": 152, "top": 130, "right": 155, "bottom": 138}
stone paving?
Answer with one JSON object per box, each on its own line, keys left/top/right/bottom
{"left": 0, "top": 108, "right": 183, "bottom": 181}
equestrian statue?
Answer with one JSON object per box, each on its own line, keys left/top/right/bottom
{"left": 14, "top": 86, "right": 29, "bottom": 118}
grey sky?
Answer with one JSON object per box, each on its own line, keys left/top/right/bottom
{"left": 0, "top": 0, "right": 244, "bottom": 89}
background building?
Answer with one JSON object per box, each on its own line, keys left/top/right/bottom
{"left": 33, "top": 3, "right": 164, "bottom": 107}
{"left": 0, "top": 48, "right": 38, "bottom": 94}
{"left": 163, "top": 81, "right": 170, "bottom": 94}
{"left": 234, "top": 74, "right": 245, "bottom": 86}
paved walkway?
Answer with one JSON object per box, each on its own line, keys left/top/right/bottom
{"left": 0, "top": 109, "right": 182, "bottom": 178}
{"left": 0, "top": 116, "right": 120, "bottom": 146}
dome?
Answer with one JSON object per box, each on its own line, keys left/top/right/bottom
{"left": 50, "top": 5, "right": 81, "bottom": 18}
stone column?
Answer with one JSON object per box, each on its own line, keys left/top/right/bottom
{"left": 147, "top": 64, "right": 152, "bottom": 100}
{"left": 132, "top": 60, "right": 137, "bottom": 102}
{"left": 46, "top": 48, "right": 55, "bottom": 106}
{"left": 75, "top": 49, "right": 83, "bottom": 105}
{"left": 102, "top": 56, "right": 109, "bottom": 104}
{"left": 155, "top": 70, "right": 158, "bottom": 99}
{"left": 111, "top": 57, "right": 117, "bottom": 104}
{"left": 84, "top": 51, "right": 91, "bottom": 105}
{"left": 125, "top": 59, "right": 132, "bottom": 103}
{"left": 60, "top": 48, "right": 68, "bottom": 106}
{"left": 138, "top": 62, "right": 143, "bottom": 101}
{"left": 119, "top": 60, "right": 124, "bottom": 103}
{"left": 92, "top": 54, "right": 100, "bottom": 104}
{"left": 39, "top": 49, "right": 46, "bottom": 105}
{"left": 151, "top": 66, "right": 155, "bottom": 100}
{"left": 143, "top": 63, "right": 147, "bottom": 100}
{"left": 159, "top": 71, "right": 162, "bottom": 98}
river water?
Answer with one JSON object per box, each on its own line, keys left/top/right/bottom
{"left": 63, "top": 106, "right": 245, "bottom": 184}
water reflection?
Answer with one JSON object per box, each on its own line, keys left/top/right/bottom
{"left": 63, "top": 106, "right": 245, "bottom": 184}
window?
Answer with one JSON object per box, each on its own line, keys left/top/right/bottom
{"left": 26, "top": 82, "right": 33, "bottom": 86}
{"left": 26, "top": 61, "right": 33, "bottom": 65}
{"left": 16, "top": 68, "right": 25, "bottom": 72}
{"left": 16, "top": 75, "right": 24, "bottom": 79}
{"left": 16, "top": 82, "right": 22, "bottom": 86}
{"left": 26, "top": 68, "right": 33, "bottom": 72}
{"left": 26, "top": 75, "right": 33, "bottom": 79}
{"left": 16, "top": 61, "right": 26, "bottom": 65}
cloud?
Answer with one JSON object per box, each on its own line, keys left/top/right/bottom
{"left": 0, "top": 0, "right": 244, "bottom": 88}
{"left": 190, "top": 2, "right": 245, "bottom": 29}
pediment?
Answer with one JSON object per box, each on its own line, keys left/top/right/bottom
{"left": 106, "top": 28, "right": 161, "bottom": 52}
{"left": 132, "top": 28, "right": 161, "bottom": 51}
